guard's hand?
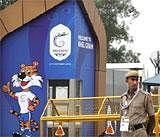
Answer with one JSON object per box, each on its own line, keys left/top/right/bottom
{"left": 2, "top": 82, "right": 11, "bottom": 93}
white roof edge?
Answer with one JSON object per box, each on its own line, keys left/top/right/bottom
{"left": 106, "top": 63, "right": 144, "bottom": 69}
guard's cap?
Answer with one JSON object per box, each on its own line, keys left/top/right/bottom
{"left": 125, "top": 70, "right": 139, "bottom": 79}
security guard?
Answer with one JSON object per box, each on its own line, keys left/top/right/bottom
{"left": 120, "top": 70, "right": 155, "bottom": 137}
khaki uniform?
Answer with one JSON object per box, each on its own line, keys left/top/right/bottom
{"left": 121, "top": 90, "right": 155, "bottom": 137}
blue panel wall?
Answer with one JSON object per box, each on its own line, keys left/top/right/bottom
{"left": 0, "top": 42, "right": 2, "bottom": 136}
{"left": 0, "top": 0, "right": 95, "bottom": 136}
{"left": 1, "top": 20, "right": 48, "bottom": 137}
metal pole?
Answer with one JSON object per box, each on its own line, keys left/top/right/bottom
{"left": 155, "top": 106, "right": 160, "bottom": 137}
{"left": 113, "top": 69, "right": 114, "bottom": 97}
{"left": 40, "top": 120, "right": 44, "bottom": 137}
{"left": 157, "top": 51, "right": 160, "bottom": 74}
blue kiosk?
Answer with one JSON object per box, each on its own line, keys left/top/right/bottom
{"left": 0, "top": 0, "right": 106, "bottom": 136}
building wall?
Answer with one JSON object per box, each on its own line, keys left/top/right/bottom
{"left": 106, "top": 69, "right": 128, "bottom": 96}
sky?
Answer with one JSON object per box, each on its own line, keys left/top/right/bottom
{"left": 129, "top": 0, "right": 160, "bottom": 78}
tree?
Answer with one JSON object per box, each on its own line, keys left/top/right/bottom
{"left": 108, "top": 45, "right": 140, "bottom": 63}
{"left": 95, "top": 0, "right": 140, "bottom": 63}
{"left": 0, "top": 0, "right": 17, "bottom": 10}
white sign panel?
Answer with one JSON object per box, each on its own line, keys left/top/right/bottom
{"left": 56, "top": 86, "right": 68, "bottom": 98}
{"left": 50, "top": 24, "right": 71, "bottom": 61}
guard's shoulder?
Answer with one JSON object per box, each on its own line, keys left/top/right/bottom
{"left": 139, "top": 90, "right": 149, "bottom": 95}
{"left": 121, "top": 92, "right": 127, "bottom": 98}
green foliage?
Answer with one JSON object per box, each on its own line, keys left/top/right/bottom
{"left": 108, "top": 45, "right": 140, "bottom": 63}
{"left": 0, "top": 0, "right": 17, "bottom": 10}
{"left": 95, "top": 0, "right": 141, "bottom": 63}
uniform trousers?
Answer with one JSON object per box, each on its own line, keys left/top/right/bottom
{"left": 121, "top": 127, "right": 148, "bottom": 137}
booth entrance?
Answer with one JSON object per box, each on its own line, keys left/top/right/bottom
{"left": 48, "top": 79, "right": 82, "bottom": 99}
{"left": 47, "top": 79, "right": 82, "bottom": 137}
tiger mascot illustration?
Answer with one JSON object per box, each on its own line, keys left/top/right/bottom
{"left": 2, "top": 61, "right": 43, "bottom": 137}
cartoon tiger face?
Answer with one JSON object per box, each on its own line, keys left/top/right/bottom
{"left": 12, "top": 61, "right": 43, "bottom": 89}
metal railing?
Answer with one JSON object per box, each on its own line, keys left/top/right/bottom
{"left": 40, "top": 95, "right": 160, "bottom": 137}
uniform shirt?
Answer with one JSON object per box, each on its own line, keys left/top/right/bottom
{"left": 15, "top": 91, "right": 35, "bottom": 114}
{"left": 121, "top": 90, "right": 155, "bottom": 125}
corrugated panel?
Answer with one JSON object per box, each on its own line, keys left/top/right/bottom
{"left": 0, "top": 19, "right": 8, "bottom": 40}
{"left": 143, "top": 74, "right": 160, "bottom": 85}
{"left": 45, "top": 0, "right": 64, "bottom": 10}
{"left": 0, "top": 1, "right": 22, "bottom": 37}
{"left": 23, "top": 0, "right": 45, "bottom": 24}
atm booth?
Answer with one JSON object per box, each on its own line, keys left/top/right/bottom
{"left": 0, "top": 0, "right": 106, "bottom": 137}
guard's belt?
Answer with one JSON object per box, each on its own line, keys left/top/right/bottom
{"left": 129, "top": 123, "right": 144, "bottom": 131}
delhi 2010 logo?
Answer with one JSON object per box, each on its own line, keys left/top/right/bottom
{"left": 50, "top": 24, "right": 71, "bottom": 61}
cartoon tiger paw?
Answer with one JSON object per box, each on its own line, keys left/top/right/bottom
{"left": 2, "top": 82, "right": 11, "bottom": 93}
